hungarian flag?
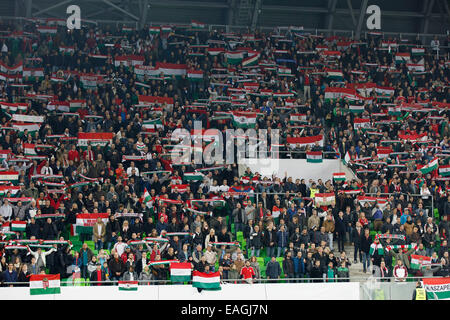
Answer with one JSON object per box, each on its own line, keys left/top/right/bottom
{"left": 11, "top": 221, "right": 27, "bottom": 232}
{"left": 314, "top": 193, "right": 335, "bottom": 206}
{"left": 22, "top": 68, "right": 44, "bottom": 80}
{"left": 369, "top": 243, "right": 384, "bottom": 255}
{"left": 411, "top": 48, "right": 425, "bottom": 56}
{"left": 37, "top": 26, "right": 57, "bottom": 34}
{"left": 411, "top": 254, "right": 432, "bottom": 270}
{"left": 353, "top": 118, "right": 371, "bottom": 130}
{"left": 207, "top": 48, "right": 225, "bottom": 56}
{"left": 140, "top": 188, "right": 153, "bottom": 208}
{"left": 142, "top": 119, "right": 163, "bottom": 131}
{"left": 398, "top": 132, "right": 427, "bottom": 143}
{"left": 149, "top": 26, "right": 160, "bottom": 34}
{"left": 423, "top": 278, "right": 450, "bottom": 300}
{"left": 0, "top": 102, "right": 28, "bottom": 113}
{"left": 118, "top": 281, "right": 138, "bottom": 291}
{"left": 395, "top": 52, "right": 411, "bottom": 64}
{"left": 155, "top": 62, "right": 187, "bottom": 76}
{"left": 242, "top": 53, "right": 260, "bottom": 67}
{"left": 0, "top": 185, "right": 20, "bottom": 196}
{"left": 74, "top": 213, "right": 109, "bottom": 235}
{"left": 232, "top": 111, "right": 257, "bottom": 128}
{"left": 171, "top": 184, "right": 189, "bottom": 193}
{"left": 191, "top": 20, "right": 206, "bottom": 29}
{"left": 349, "top": 105, "right": 365, "bottom": 114}
{"left": 439, "top": 165, "right": 450, "bottom": 177}
{"left": 77, "top": 132, "right": 114, "bottom": 148}
{"left": 326, "top": 70, "right": 344, "bottom": 80}
{"left": 377, "top": 147, "right": 392, "bottom": 159}
{"left": 306, "top": 151, "right": 322, "bottom": 163}
{"left": 23, "top": 143, "right": 37, "bottom": 155}
{"left": 187, "top": 70, "right": 203, "bottom": 81}
{"left": 290, "top": 114, "right": 307, "bottom": 123}
{"left": 324, "top": 87, "right": 357, "bottom": 102}
{"left": 30, "top": 274, "right": 61, "bottom": 295}
{"left": 407, "top": 63, "right": 425, "bottom": 72}
{"left": 224, "top": 52, "right": 244, "bottom": 65}
{"left": 138, "top": 95, "right": 174, "bottom": 108}
{"left": 170, "top": 262, "right": 192, "bottom": 282}
{"left": 333, "top": 173, "right": 346, "bottom": 182}
{"left": 286, "top": 135, "right": 323, "bottom": 148}
{"left": 183, "top": 172, "right": 204, "bottom": 182}
{"left": 192, "top": 271, "right": 221, "bottom": 291}
{"left": 419, "top": 157, "right": 439, "bottom": 174}
{"left": 0, "top": 171, "right": 19, "bottom": 184}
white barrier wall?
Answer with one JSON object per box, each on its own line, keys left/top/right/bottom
{"left": 238, "top": 159, "right": 351, "bottom": 182}
{"left": 0, "top": 282, "right": 360, "bottom": 300}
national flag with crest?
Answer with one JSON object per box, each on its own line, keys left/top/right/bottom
{"left": 30, "top": 274, "right": 61, "bottom": 295}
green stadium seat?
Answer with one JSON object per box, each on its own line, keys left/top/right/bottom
{"left": 256, "top": 257, "right": 264, "bottom": 264}
{"left": 264, "top": 257, "right": 271, "bottom": 265}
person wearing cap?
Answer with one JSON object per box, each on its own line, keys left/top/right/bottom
{"left": 90, "top": 263, "right": 107, "bottom": 285}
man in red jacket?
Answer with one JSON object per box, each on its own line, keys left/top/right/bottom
{"left": 240, "top": 260, "right": 256, "bottom": 284}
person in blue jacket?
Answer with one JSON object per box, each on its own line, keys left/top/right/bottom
{"left": 276, "top": 225, "right": 289, "bottom": 257}
{"left": 3, "top": 263, "right": 17, "bottom": 287}
{"left": 293, "top": 251, "right": 306, "bottom": 282}
{"left": 265, "top": 256, "right": 281, "bottom": 280}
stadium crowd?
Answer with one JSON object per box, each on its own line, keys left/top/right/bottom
{"left": 0, "top": 19, "right": 448, "bottom": 286}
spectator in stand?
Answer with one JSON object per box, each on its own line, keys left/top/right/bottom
{"left": 393, "top": 259, "right": 408, "bottom": 282}
{"left": 265, "top": 256, "right": 281, "bottom": 280}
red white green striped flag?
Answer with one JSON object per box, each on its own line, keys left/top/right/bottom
{"left": 286, "top": 135, "right": 324, "bottom": 148}
{"left": 140, "top": 187, "right": 153, "bottom": 208}
{"left": 333, "top": 173, "right": 346, "bottom": 182}
{"left": 118, "top": 281, "right": 138, "bottom": 291}
{"left": 30, "top": 274, "right": 61, "bottom": 295}
{"left": 314, "top": 193, "right": 335, "bottom": 206}
{"left": 0, "top": 171, "right": 19, "bottom": 184}
{"left": 411, "top": 254, "right": 432, "bottom": 269}
{"left": 411, "top": 48, "right": 425, "bottom": 56}
{"left": 191, "top": 20, "right": 206, "bottom": 29}
{"left": 290, "top": 114, "right": 307, "bottom": 123}
{"left": 192, "top": 271, "right": 221, "bottom": 290}
{"left": 187, "top": 70, "right": 203, "bottom": 81}
{"left": 439, "top": 165, "right": 450, "bottom": 177}
{"left": 23, "top": 143, "right": 37, "bottom": 155}
{"left": 423, "top": 278, "right": 450, "bottom": 300}
{"left": 306, "top": 151, "right": 323, "bottom": 163}
{"left": 11, "top": 221, "right": 27, "bottom": 231}
{"left": 37, "top": 26, "right": 57, "bottom": 34}
{"left": 149, "top": 26, "right": 160, "bottom": 34}
{"left": 419, "top": 157, "right": 439, "bottom": 174}
{"left": 232, "top": 111, "right": 257, "bottom": 128}
{"left": 170, "top": 262, "right": 192, "bottom": 282}
{"left": 77, "top": 132, "right": 114, "bottom": 148}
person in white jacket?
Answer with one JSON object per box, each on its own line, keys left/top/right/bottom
{"left": 26, "top": 245, "right": 56, "bottom": 272}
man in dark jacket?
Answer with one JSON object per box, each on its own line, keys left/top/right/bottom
{"left": 108, "top": 252, "right": 125, "bottom": 281}
{"left": 105, "top": 215, "right": 120, "bottom": 250}
{"left": 263, "top": 223, "right": 277, "bottom": 258}
{"left": 360, "top": 228, "right": 372, "bottom": 273}
{"left": 90, "top": 263, "right": 107, "bottom": 285}
{"left": 352, "top": 222, "right": 363, "bottom": 263}
{"left": 282, "top": 251, "right": 295, "bottom": 282}
{"left": 335, "top": 211, "right": 346, "bottom": 253}
{"left": 265, "top": 256, "right": 281, "bottom": 280}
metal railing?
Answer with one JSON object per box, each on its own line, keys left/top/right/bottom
{"left": 0, "top": 275, "right": 436, "bottom": 286}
